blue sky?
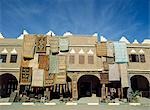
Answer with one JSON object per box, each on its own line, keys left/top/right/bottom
{"left": 0, "top": 0, "right": 149, "bottom": 42}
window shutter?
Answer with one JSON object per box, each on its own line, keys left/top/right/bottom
{"left": 88, "top": 55, "right": 94, "bottom": 64}
{"left": 10, "top": 54, "right": 18, "bottom": 63}
{"left": 0, "top": 54, "right": 7, "bottom": 63}
{"left": 129, "top": 54, "right": 132, "bottom": 62}
{"left": 79, "top": 55, "right": 84, "bottom": 64}
{"left": 140, "top": 54, "right": 145, "bottom": 62}
{"left": 136, "top": 55, "right": 139, "bottom": 62}
{"left": 69, "top": 55, "right": 75, "bottom": 64}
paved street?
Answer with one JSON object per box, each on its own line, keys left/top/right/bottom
{"left": 0, "top": 103, "right": 149, "bottom": 110}
{"left": 0, "top": 97, "right": 150, "bottom": 110}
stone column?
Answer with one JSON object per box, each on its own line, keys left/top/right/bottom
{"left": 118, "top": 88, "right": 121, "bottom": 99}
{"left": 17, "top": 84, "right": 20, "bottom": 93}
{"left": 127, "top": 75, "right": 132, "bottom": 101}
{"left": 121, "top": 88, "right": 124, "bottom": 98}
{"left": 105, "top": 86, "right": 108, "bottom": 98}
{"left": 72, "top": 73, "right": 78, "bottom": 100}
{"left": 101, "top": 84, "right": 106, "bottom": 100}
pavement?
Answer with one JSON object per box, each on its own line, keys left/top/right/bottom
{"left": 78, "top": 96, "right": 99, "bottom": 104}
{"left": 139, "top": 97, "right": 150, "bottom": 104}
{"left": 0, "top": 97, "right": 150, "bottom": 110}
{"left": 0, "top": 103, "right": 149, "bottom": 110}
{"left": 0, "top": 98, "right": 9, "bottom": 102}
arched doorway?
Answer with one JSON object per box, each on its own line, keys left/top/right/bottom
{"left": 78, "top": 75, "right": 101, "bottom": 98}
{"left": 0, "top": 73, "right": 18, "bottom": 98}
{"left": 131, "top": 75, "right": 149, "bottom": 98}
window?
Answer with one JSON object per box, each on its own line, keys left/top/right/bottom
{"left": 10, "top": 54, "right": 18, "bottom": 63}
{"left": 140, "top": 54, "right": 145, "bottom": 62}
{"left": 79, "top": 55, "right": 84, "bottom": 64}
{"left": 0, "top": 54, "right": 7, "bottom": 63}
{"left": 129, "top": 54, "right": 139, "bottom": 62}
{"left": 69, "top": 55, "right": 75, "bottom": 64}
{"left": 88, "top": 55, "right": 94, "bottom": 64}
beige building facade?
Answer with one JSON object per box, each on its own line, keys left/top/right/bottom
{"left": 0, "top": 33, "right": 149, "bottom": 100}
{"left": 127, "top": 43, "right": 150, "bottom": 97}
{"left": 0, "top": 39, "right": 23, "bottom": 97}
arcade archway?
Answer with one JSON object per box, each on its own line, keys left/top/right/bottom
{"left": 78, "top": 75, "right": 101, "bottom": 98}
{"left": 0, "top": 73, "right": 18, "bottom": 98}
{"left": 130, "top": 75, "right": 149, "bottom": 98}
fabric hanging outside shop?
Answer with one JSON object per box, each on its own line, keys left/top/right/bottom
{"left": 106, "top": 57, "right": 114, "bottom": 64}
{"left": 119, "top": 63, "right": 129, "bottom": 87}
{"left": 59, "top": 37, "right": 69, "bottom": 51}
{"left": 100, "top": 73, "right": 109, "bottom": 84}
{"left": 46, "top": 35, "right": 51, "bottom": 45}
{"left": 114, "top": 42, "right": 128, "bottom": 63}
{"left": 107, "top": 42, "right": 114, "bottom": 57}
{"left": 109, "top": 64, "right": 120, "bottom": 81}
{"left": 21, "top": 59, "right": 30, "bottom": 67}
{"left": 38, "top": 55, "right": 49, "bottom": 70}
{"left": 31, "top": 69, "right": 44, "bottom": 87}
{"left": 52, "top": 55, "right": 67, "bottom": 84}
{"left": 20, "top": 67, "right": 32, "bottom": 85}
{"left": 54, "top": 73, "right": 66, "bottom": 84}
{"left": 102, "top": 57, "right": 106, "bottom": 62}
{"left": 38, "top": 55, "right": 52, "bottom": 86}
{"left": 96, "top": 42, "right": 107, "bottom": 56}
{"left": 28, "top": 54, "right": 39, "bottom": 69}
{"left": 58, "top": 55, "right": 66, "bottom": 73}
{"left": 103, "top": 62, "right": 109, "bottom": 71}
{"left": 49, "top": 54, "right": 59, "bottom": 74}
{"left": 35, "top": 36, "right": 47, "bottom": 53}
{"left": 44, "top": 73, "right": 54, "bottom": 86}
{"left": 23, "top": 35, "right": 36, "bottom": 58}
{"left": 49, "top": 37, "right": 59, "bottom": 53}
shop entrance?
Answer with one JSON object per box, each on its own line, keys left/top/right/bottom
{"left": 0, "top": 73, "right": 18, "bottom": 98}
{"left": 131, "top": 75, "right": 149, "bottom": 98}
{"left": 78, "top": 75, "right": 101, "bottom": 98}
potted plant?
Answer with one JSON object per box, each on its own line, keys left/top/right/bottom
{"left": 129, "top": 90, "right": 141, "bottom": 103}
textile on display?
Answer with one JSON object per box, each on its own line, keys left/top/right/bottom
{"left": 114, "top": 42, "right": 128, "bottom": 63}
{"left": 31, "top": 69, "right": 44, "bottom": 87}
{"left": 36, "top": 36, "right": 47, "bottom": 53}
{"left": 59, "top": 37, "right": 69, "bottom": 51}
{"left": 109, "top": 64, "right": 120, "bottom": 81}
{"left": 23, "top": 35, "right": 36, "bottom": 58}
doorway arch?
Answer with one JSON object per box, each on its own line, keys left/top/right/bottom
{"left": 77, "top": 75, "right": 101, "bottom": 98}
{"left": 130, "top": 75, "right": 149, "bottom": 98}
{"left": 0, "top": 73, "right": 18, "bottom": 98}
